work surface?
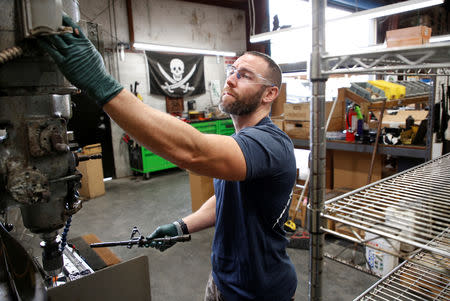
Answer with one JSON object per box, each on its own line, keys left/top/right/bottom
{"left": 11, "top": 170, "right": 377, "bottom": 300}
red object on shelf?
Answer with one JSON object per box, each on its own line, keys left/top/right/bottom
{"left": 345, "top": 108, "right": 357, "bottom": 142}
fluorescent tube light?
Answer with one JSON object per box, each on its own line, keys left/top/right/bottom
{"left": 250, "top": 26, "right": 306, "bottom": 43}
{"left": 133, "top": 42, "right": 236, "bottom": 57}
{"left": 347, "top": 0, "right": 443, "bottom": 20}
{"left": 250, "top": 0, "right": 444, "bottom": 43}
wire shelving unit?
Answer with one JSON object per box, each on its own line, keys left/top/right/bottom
{"left": 323, "top": 154, "right": 450, "bottom": 275}
{"left": 308, "top": 1, "right": 450, "bottom": 300}
{"left": 322, "top": 41, "right": 450, "bottom": 75}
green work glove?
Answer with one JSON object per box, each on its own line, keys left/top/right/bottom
{"left": 145, "top": 223, "right": 179, "bottom": 252}
{"left": 37, "top": 15, "right": 123, "bottom": 107}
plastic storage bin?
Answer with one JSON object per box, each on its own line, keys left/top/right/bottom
{"left": 369, "top": 80, "right": 406, "bottom": 100}
{"left": 349, "top": 82, "right": 386, "bottom": 102}
{"left": 365, "top": 227, "right": 400, "bottom": 277}
{"left": 394, "top": 81, "right": 430, "bottom": 97}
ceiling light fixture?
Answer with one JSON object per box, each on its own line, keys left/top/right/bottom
{"left": 250, "top": 0, "right": 444, "bottom": 43}
{"left": 133, "top": 42, "right": 236, "bottom": 57}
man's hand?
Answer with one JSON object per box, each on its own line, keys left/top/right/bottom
{"left": 145, "top": 223, "right": 179, "bottom": 252}
{"left": 37, "top": 15, "right": 123, "bottom": 107}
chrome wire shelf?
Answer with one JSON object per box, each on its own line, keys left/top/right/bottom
{"left": 323, "top": 153, "right": 450, "bottom": 274}
{"left": 322, "top": 42, "right": 450, "bottom": 75}
{"left": 355, "top": 231, "right": 450, "bottom": 300}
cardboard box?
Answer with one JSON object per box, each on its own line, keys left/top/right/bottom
{"left": 189, "top": 172, "right": 215, "bottom": 212}
{"left": 333, "top": 150, "right": 382, "bottom": 189}
{"left": 82, "top": 143, "right": 102, "bottom": 155}
{"left": 284, "top": 117, "right": 343, "bottom": 139}
{"left": 77, "top": 157, "right": 105, "bottom": 199}
{"left": 271, "top": 116, "right": 284, "bottom": 131}
{"left": 272, "top": 83, "right": 286, "bottom": 117}
{"left": 77, "top": 143, "right": 105, "bottom": 199}
{"left": 284, "top": 99, "right": 344, "bottom": 121}
{"left": 386, "top": 26, "right": 431, "bottom": 48}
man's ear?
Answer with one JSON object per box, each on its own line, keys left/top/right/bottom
{"left": 262, "top": 86, "right": 279, "bottom": 104}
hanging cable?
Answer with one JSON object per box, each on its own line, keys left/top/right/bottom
{"left": 0, "top": 46, "right": 23, "bottom": 64}
{"left": 60, "top": 215, "right": 72, "bottom": 251}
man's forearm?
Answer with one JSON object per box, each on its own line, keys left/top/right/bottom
{"left": 182, "top": 195, "right": 216, "bottom": 233}
{"left": 103, "top": 89, "right": 246, "bottom": 181}
{"left": 104, "top": 89, "right": 203, "bottom": 165}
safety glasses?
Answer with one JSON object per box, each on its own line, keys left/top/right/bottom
{"left": 226, "top": 66, "right": 275, "bottom": 87}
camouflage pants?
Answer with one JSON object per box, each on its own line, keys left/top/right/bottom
{"left": 204, "top": 273, "right": 226, "bottom": 301}
{"left": 204, "top": 272, "right": 295, "bottom": 301}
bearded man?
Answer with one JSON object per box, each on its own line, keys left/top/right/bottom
{"left": 39, "top": 16, "right": 297, "bottom": 301}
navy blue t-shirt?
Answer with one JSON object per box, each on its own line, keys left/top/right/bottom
{"left": 211, "top": 117, "right": 297, "bottom": 301}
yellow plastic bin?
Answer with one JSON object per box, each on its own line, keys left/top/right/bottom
{"left": 369, "top": 80, "right": 406, "bottom": 100}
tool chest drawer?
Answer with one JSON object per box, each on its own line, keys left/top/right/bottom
{"left": 190, "top": 121, "right": 217, "bottom": 134}
{"left": 217, "top": 119, "right": 235, "bottom": 136}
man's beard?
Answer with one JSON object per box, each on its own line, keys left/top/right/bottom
{"left": 219, "top": 87, "right": 266, "bottom": 116}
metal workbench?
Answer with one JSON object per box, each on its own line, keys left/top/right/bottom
{"left": 308, "top": 1, "right": 450, "bottom": 300}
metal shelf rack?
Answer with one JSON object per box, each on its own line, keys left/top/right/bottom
{"left": 354, "top": 230, "right": 449, "bottom": 300}
{"left": 292, "top": 138, "right": 428, "bottom": 158}
{"left": 308, "top": 1, "right": 450, "bottom": 300}
{"left": 322, "top": 41, "right": 450, "bottom": 75}
{"left": 323, "top": 153, "right": 450, "bottom": 274}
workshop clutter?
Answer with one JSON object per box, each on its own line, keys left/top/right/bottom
{"left": 343, "top": 80, "right": 430, "bottom": 146}
{"left": 345, "top": 104, "right": 374, "bottom": 143}
{"left": 76, "top": 143, "right": 105, "bottom": 199}
{"left": 283, "top": 99, "right": 345, "bottom": 139}
{"left": 350, "top": 80, "right": 430, "bottom": 102}
{"left": 380, "top": 110, "right": 428, "bottom": 145}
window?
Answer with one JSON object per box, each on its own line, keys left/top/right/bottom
{"left": 269, "top": 0, "right": 375, "bottom": 64}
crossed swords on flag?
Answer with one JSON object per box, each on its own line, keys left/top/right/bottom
{"left": 157, "top": 63, "right": 196, "bottom": 93}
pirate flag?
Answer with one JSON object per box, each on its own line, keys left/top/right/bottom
{"left": 146, "top": 51, "right": 205, "bottom": 98}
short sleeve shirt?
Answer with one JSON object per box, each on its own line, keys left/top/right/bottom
{"left": 211, "top": 117, "right": 297, "bottom": 301}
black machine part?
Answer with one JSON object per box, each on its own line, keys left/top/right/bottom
{"left": 0, "top": 223, "right": 47, "bottom": 301}
{"left": 0, "top": 0, "right": 86, "bottom": 281}
{"left": 89, "top": 227, "right": 191, "bottom": 249}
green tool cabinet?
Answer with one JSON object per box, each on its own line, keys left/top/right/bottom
{"left": 217, "top": 119, "right": 235, "bottom": 135}
{"left": 129, "top": 119, "right": 234, "bottom": 178}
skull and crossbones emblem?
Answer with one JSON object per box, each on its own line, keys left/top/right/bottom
{"left": 158, "top": 58, "right": 196, "bottom": 93}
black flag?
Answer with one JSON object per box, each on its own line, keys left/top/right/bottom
{"left": 146, "top": 51, "right": 205, "bottom": 98}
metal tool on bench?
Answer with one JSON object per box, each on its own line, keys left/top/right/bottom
{"left": 89, "top": 226, "right": 191, "bottom": 249}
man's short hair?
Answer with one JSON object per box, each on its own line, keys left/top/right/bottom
{"left": 244, "top": 51, "right": 282, "bottom": 89}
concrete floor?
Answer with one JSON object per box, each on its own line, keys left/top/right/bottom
{"left": 12, "top": 169, "right": 378, "bottom": 300}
